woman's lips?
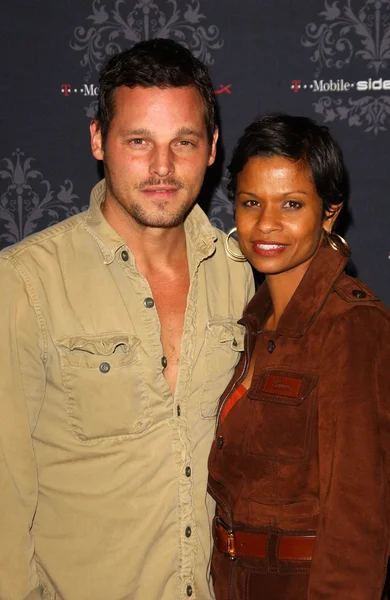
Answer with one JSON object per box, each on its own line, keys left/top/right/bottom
{"left": 252, "top": 241, "right": 288, "bottom": 256}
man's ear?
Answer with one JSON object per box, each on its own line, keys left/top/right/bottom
{"left": 322, "top": 203, "right": 343, "bottom": 233}
{"left": 90, "top": 120, "right": 104, "bottom": 161}
{"left": 207, "top": 127, "right": 219, "bottom": 167}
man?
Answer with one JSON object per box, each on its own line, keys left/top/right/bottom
{"left": 0, "top": 39, "right": 253, "bottom": 600}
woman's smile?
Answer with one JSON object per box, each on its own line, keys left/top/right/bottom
{"left": 234, "top": 155, "right": 336, "bottom": 286}
{"left": 251, "top": 241, "right": 289, "bottom": 255}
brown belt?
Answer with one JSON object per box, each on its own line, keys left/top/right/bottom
{"left": 214, "top": 518, "right": 315, "bottom": 561}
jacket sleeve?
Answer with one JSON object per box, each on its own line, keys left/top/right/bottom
{"left": 308, "top": 305, "right": 390, "bottom": 599}
{"left": 0, "top": 257, "right": 46, "bottom": 599}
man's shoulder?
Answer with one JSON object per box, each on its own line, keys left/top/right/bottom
{"left": 211, "top": 226, "right": 249, "bottom": 269}
{"left": 205, "top": 225, "right": 255, "bottom": 300}
{"left": 211, "top": 225, "right": 229, "bottom": 242}
{"left": 0, "top": 210, "right": 88, "bottom": 263}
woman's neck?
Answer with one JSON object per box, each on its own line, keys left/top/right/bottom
{"left": 264, "top": 261, "right": 312, "bottom": 330}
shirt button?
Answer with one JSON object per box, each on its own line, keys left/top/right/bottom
{"left": 268, "top": 340, "right": 276, "bottom": 353}
{"left": 352, "top": 289, "right": 366, "bottom": 298}
{"left": 177, "top": 405, "right": 181, "bottom": 417}
{"left": 217, "top": 436, "right": 224, "bottom": 449}
{"left": 121, "top": 250, "right": 129, "bottom": 262}
{"left": 144, "top": 297, "right": 154, "bottom": 308}
{"left": 161, "top": 356, "right": 168, "bottom": 368}
{"left": 99, "top": 362, "right": 110, "bottom": 373}
{"left": 185, "top": 526, "right": 192, "bottom": 537}
{"left": 185, "top": 466, "right": 191, "bottom": 477}
{"left": 186, "top": 585, "right": 193, "bottom": 597}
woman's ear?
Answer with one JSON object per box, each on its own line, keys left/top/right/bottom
{"left": 322, "top": 203, "right": 343, "bottom": 233}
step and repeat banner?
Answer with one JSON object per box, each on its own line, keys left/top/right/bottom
{"left": 1, "top": 0, "right": 389, "bottom": 305}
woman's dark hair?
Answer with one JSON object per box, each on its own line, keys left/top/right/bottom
{"left": 228, "top": 113, "right": 347, "bottom": 218}
{"left": 94, "top": 38, "right": 216, "bottom": 146}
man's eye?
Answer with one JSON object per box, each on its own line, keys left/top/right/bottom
{"left": 129, "top": 139, "right": 145, "bottom": 145}
{"left": 178, "top": 140, "right": 195, "bottom": 146}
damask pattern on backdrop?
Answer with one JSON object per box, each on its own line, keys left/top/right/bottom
{"left": 1, "top": 0, "right": 389, "bottom": 305}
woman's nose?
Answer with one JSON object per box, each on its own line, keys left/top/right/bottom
{"left": 255, "top": 205, "right": 283, "bottom": 233}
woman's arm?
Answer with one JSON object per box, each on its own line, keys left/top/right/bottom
{"left": 308, "top": 305, "right": 390, "bottom": 599}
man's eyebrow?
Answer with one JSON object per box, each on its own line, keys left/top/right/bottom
{"left": 120, "top": 127, "right": 204, "bottom": 138}
{"left": 120, "top": 128, "right": 152, "bottom": 137}
{"left": 175, "top": 127, "right": 203, "bottom": 138}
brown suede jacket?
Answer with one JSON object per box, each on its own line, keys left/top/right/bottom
{"left": 208, "top": 243, "right": 390, "bottom": 600}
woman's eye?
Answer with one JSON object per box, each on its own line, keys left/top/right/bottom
{"left": 237, "top": 198, "right": 260, "bottom": 207}
{"left": 284, "top": 200, "right": 302, "bottom": 209}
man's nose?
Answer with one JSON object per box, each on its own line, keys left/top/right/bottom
{"left": 149, "top": 145, "right": 174, "bottom": 177}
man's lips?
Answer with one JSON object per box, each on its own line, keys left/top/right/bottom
{"left": 142, "top": 186, "right": 179, "bottom": 193}
{"left": 252, "top": 241, "right": 288, "bottom": 255}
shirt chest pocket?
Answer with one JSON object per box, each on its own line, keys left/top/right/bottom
{"left": 244, "top": 369, "right": 318, "bottom": 461}
{"left": 57, "top": 333, "right": 152, "bottom": 441}
{"left": 199, "top": 319, "right": 245, "bottom": 419}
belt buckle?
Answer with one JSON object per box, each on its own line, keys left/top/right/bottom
{"left": 227, "top": 531, "right": 236, "bottom": 560}
{"left": 216, "top": 517, "right": 236, "bottom": 560}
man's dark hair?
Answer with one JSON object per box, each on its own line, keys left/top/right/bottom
{"left": 94, "top": 38, "right": 216, "bottom": 146}
{"left": 228, "top": 113, "right": 347, "bottom": 218}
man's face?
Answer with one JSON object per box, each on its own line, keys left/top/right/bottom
{"left": 90, "top": 85, "right": 218, "bottom": 229}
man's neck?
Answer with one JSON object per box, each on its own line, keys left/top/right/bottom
{"left": 102, "top": 196, "right": 189, "bottom": 273}
{"left": 130, "top": 228, "right": 188, "bottom": 277}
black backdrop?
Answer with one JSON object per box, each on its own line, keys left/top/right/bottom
{"left": 1, "top": 0, "right": 389, "bottom": 306}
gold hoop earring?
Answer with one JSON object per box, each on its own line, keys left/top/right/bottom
{"left": 225, "top": 227, "right": 247, "bottom": 262}
{"left": 324, "top": 231, "right": 351, "bottom": 257}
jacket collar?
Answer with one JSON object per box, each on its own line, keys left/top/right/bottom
{"left": 84, "top": 179, "right": 217, "bottom": 266}
{"left": 240, "top": 243, "right": 348, "bottom": 338}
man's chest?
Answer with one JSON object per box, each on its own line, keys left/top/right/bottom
{"left": 145, "top": 266, "right": 190, "bottom": 394}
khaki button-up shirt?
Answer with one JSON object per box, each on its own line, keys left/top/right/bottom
{"left": 0, "top": 180, "right": 254, "bottom": 600}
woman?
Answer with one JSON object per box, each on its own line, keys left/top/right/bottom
{"left": 208, "top": 113, "right": 390, "bottom": 599}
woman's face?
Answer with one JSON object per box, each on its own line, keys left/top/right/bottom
{"left": 235, "top": 155, "right": 337, "bottom": 278}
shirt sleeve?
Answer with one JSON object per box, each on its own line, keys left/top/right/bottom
{"left": 244, "top": 261, "right": 255, "bottom": 304}
{"left": 0, "top": 257, "right": 46, "bottom": 599}
{"left": 24, "top": 588, "right": 45, "bottom": 600}
{"left": 308, "top": 305, "right": 390, "bottom": 599}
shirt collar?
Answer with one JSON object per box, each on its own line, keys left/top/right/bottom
{"left": 84, "top": 179, "right": 217, "bottom": 265}
{"left": 240, "top": 243, "right": 348, "bottom": 338}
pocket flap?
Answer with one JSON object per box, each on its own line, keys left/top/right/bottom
{"left": 248, "top": 497, "right": 319, "bottom": 519}
{"left": 58, "top": 334, "right": 138, "bottom": 355}
{"left": 207, "top": 319, "right": 245, "bottom": 351}
{"left": 57, "top": 334, "right": 140, "bottom": 369}
{"left": 248, "top": 369, "right": 318, "bottom": 406}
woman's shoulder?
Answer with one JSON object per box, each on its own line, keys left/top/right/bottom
{"left": 329, "top": 271, "right": 389, "bottom": 323}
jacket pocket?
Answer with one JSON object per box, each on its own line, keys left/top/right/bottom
{"left": 244, "top": 368, "right": 318, "bottom": 461}
{"left": 199, "top": 319, "right": 245, "bottom": 419}
{"left": 247, "top": 497, "right": 319, "bottom": 530}
{"left": 57, "top": 333, "right": 152, "bottom": 441}
{"left": 239, "top": 563, "right": 310, "bottom": 597}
